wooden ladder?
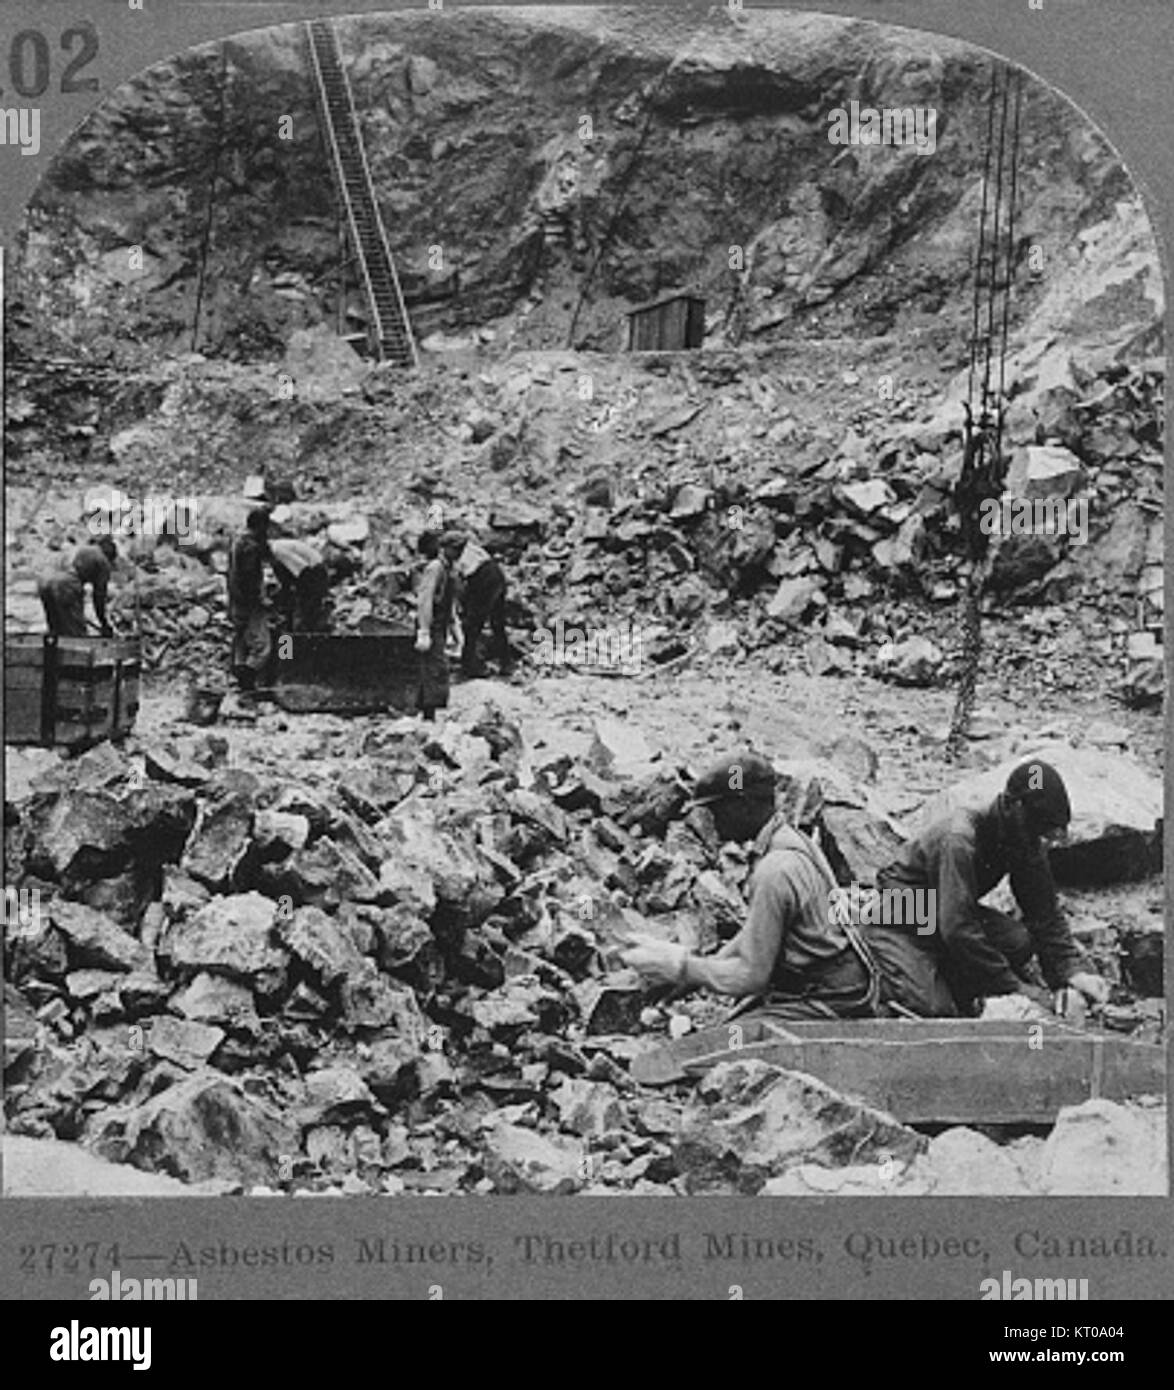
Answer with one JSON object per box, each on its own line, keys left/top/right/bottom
{"left": 304, "top": 19, "right": 418, "bottom": 368}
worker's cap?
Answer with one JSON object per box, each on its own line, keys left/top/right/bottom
{"left": 417, "top": 529, "right": 441, "bottom": 556}
{"left": 689, "top": 750, "right": 777, "bottom": 808}
{"left": 1004, "top": 760, "right": 1071, "bottom": 832}
{"left": 246, "top": 506, "right": 271, "bottom": 533}
{"left": 440, "top": 530, "right": 467, "bottom": 553}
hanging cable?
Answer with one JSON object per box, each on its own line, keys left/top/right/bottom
{"left": 947, "top": 63, "right": 1022, "bottom": 762}
{"left": 191, "top": 45, "right": 228, "bottom": 353}
{"left": 993, "top": 70, "right": 1023, "bottom": 481}
{"left": 966, "top": 68, "right": 999, "bottom": 415}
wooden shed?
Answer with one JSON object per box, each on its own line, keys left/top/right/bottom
{"left": 623, "top": 290, "right": 705, "bottom": 351}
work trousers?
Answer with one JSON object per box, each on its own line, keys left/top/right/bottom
{"left": 38, "top": 574, "right": 88, "bottom": 637}
{"left": 460, "top": 561, "right": 508, "bottom": 674}
{"left": 417, "top": 632, "right": 450, "bottom": 718}
{"left": 230, "top": 606, "right": 272, "bottom": 688}
{"left": 281, "top": 568, "right": 329, "bottom": 633}
{"left": 863, "top": 907, "right": 1037, "bottom": 1017}
{"left": 737, "top": 947, "right": 881, "bottom": 1024}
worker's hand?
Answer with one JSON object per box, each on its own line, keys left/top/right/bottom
{"left": 1067, "top": 971, "right": 1110, "bottom": 1007}
{"left": 981, "top": 991, "right": 1051, "bottom": 1022}
{"left": 415, "top": 632, "right": 431, "bottom": 654}
{"left": 620, "top": 934, "right": 687, "bottom": 987}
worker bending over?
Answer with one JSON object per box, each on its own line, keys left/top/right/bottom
{"left": 441, "top": 530, "right": 510, "bottom": 677}
{"left": 38, "top": 537, "right": 118, "bottom": 638}
{"left": 269, "top": 537, "right": 330, "bottom": 633}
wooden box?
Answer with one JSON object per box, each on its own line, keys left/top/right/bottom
{"left": 4, "top": 636, "right": 141, "bottom": 749}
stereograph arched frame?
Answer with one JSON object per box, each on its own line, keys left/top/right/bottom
{"left": 0, "top": 0, "right": 1169, "bottom": 1304}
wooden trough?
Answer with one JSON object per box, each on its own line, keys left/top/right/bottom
{"left": 630, "top": 1017, "right": 1166, "bottom": 1125}
{"left": 269, "top": 630, "right": 422, "bottom": 714}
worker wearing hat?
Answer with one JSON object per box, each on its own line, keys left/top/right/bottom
{"left": 622, "top": 749, "right": 889, "bottom": 1019}
{"left": 440, "top": 529, "right": 510, "bottom": 678}
{"left": 872, "top": 759, "right": 1108, "bottom": 1017}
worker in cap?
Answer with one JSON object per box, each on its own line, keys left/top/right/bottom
{"left": 872, "top": 759, "right": 1108, "bottom": 1018}
{"left": 226, "top": 507, "right": 273, "bottom": 690}
{"left": 440, "top": 528, "right": 510, "bottom": 678}
{"left": 622, "top": 749, "right": 889, "bottom": 1020}
{"left": 38, "top": 535, "right": 118, "bottom": 638}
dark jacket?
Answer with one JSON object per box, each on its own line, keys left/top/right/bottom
{"left": 878, "top": 798, "right": 1083, "bottom": 995}
{"left": 227, "top": 533, "right": 267, "bottom": 617}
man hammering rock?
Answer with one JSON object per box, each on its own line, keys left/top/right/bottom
{"left": 622, "top": 751, "right": 894, "bottom": 1021}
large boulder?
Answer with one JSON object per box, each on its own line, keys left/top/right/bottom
{"left": 181, "top": 793, "right": 253, "bottom": 892}
{"left": 921, "top": 743, "right": 1162, "bottom": 886}
{"left": 1002, "top": 444, "right": 1086, "bottom": 502}
{"left": 88, "top": 1072, "right": 298, "bottom": 1185}
{"left": 1037, "top": 1099, "right": 1165, "bottom": 1196}
{"left": 25, "top": 792, "right": 133, "bottom": 888}
{"left": 2, "top": 1135, "right": 224, "bottom": 1196}
{"left": 674, "top": 1058, "right": 924, "bottom": 1192}
{"left": 48, "top": 901, "right": 152, "bottom": 974}
{"left": 159, "top": 891, "right": 288, "bottom": 994}
{"left": 276, "top": 905, "right": 365, "bottom": 986}
{"left": 482, "top": 1121, "right": 586, "bottom": 1194}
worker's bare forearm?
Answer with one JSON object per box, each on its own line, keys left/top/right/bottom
{"left": 683, "top": 950, "right": 768, "bottom": 998}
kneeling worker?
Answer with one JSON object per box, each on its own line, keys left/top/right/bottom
{"left": 622, "top": 751, "right": 885, "bottom": 1020}
{"left": 269, "top": 537, "right": 329, "bottom": 633}
{"left": 871, "top": 759, "right": 1109, "bottom": 1018}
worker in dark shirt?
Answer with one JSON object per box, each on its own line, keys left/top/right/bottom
{"left": 622, "top": 751, "right": 886, "bottom": 1019}
{"left": 38, "top": 537, "right": 117, "bottom": 637}
{"left": 227, "top": 507, "right": 273, "bottom": 690}
{"left": 441, "top": 530, "right": 510, "bottom": 677}
{"left": 269, "top": 537, "right": 330, "bottom": 633}
{"left": 871, "top": 760, "right": 1109, "bottom": 1017}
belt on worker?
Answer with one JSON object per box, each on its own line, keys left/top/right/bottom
{"left": 767, "top": 924, "right": 882, "bottom": 1013}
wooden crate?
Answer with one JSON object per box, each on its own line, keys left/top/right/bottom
{"left": 3, "top": 636, "right": 141, "bottom": 749}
